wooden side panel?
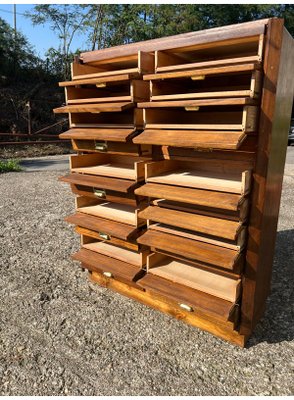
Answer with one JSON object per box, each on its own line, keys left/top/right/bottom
{"left": 240, "top": 20, "right": 294, "bottom": 335}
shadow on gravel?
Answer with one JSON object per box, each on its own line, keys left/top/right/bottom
{"left": 248, "top": 228, "right": 294, "bottom": 346}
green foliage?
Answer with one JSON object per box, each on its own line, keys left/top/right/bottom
{"left": 0, "top": 159, "right": 22, "bottom": 173}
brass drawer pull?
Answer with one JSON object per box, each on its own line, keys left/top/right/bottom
{"left": 179, "top": 303, "right": 193, "bottom": 312}
{"left": 93, "top": 189, "right": 106, "bottom": 198}
{"left": 103, "top": 271, "right": 113, "bottom": 278}
{"left": 95, "top": 141, "right": 107, "bottom": 151}
{"left": 99, "top": 232, "right": 110, "bottom": 240}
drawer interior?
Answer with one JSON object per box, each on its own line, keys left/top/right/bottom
{"left": 76, "top": 198, "right": 143, "bottom": 227}
{"left": 70, "top": 153, "right": 146, "bottom": 181}
{"left": 72, "top": 51, "right": 154, "bottom": 79}
{"left": 144, "top": 106, "right": 257, "bottom": 132}
{"left": 150, "top": 71, "right": 261, "bottom": 100}
{"left": 66, "top": 83, "right": 131, "bottom": 104}
{"left": 145, "top": 159, "right": 251, "bottom": 194}
{"left": 82, "top": 241, "right": 147, "bottom": 267}
{"left": 146, "top": 253, "right": 241, "bottom": 302}
{"left": 155, "top": 35, "right": 263, "bottom": 72}
{"left": 69, "top": 110, "right": 136, "bottom": 128}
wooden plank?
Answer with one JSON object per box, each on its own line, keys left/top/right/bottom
{"left": 65, "top": 212, "right": 138, "bottom": 241}
{"left": 53, "top": 102, "right": 134, "bottom": 114}
{"left": 59, "top": 128, "right": 136, "bottom": 142}
{"left": 138, "top": 97, "right": 256, "bottom": 108}
{"left": 139, "top": 206, "right": 242, "bottom": 241}
{"left": 72, "top": 67, "right": 138, "bottom": 80}
{"left": 240, "top": 20, "right": 294, "bottom": 335}
{"left": 77, "top": 202, "right": 138, "bottom": 226}
{"left": 143, "top": 63, "right": 258, "bottom": 81}
{"left": 59, "top": 173, "right": 137, "bottom": 193}
{"left": 133, "top": 129, "right": 247, "bottom": 150}
{"left": 83, "top": 242, "right": 147, "bottom": 267}
{"left": 134, "top": 183, "right": 243, "bottom": 211}
{"left": 156, "top": 54, "right": 261, "bottom": 73}
{"left": 137, "top": 230, "right": 241, "bottom": 270}
{"left": 59, "top": 73, "right": 133, "bottom": 87}
{"left": 146, "top": 254, "right": 241, "bottom": 302}
{"left": 72, "top": 248, "right": 143, "bottom": 286}
{"left": 81, "top": 20, "right": 267, "bottom": 63}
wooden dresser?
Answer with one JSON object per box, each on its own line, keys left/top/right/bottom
{"left": 55, "top": 18, "right": 294, "bottom": 346}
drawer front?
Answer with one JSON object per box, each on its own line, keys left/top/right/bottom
{"left": 72, "top": 139, "right": 151, "bottom": 156}
{"left": 72, "top": 248, "right": 144, "bottom": 288}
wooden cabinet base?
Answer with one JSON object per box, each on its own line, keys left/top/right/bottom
{"left": 89, "top": 270, "right": 248, "bottom": 347}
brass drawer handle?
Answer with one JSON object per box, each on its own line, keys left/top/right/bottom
{"left": 99, "top": 232, "right": 110, "bottom": 240}
{"left": 94, "top": 141, "right": 107, "bottom": 151}
{"left": 93, "top": 189, "right": 106, "bottom": 198}
{"left": 103, "top": 271, "right": 113, "bottom": 278}
{"left": 179, "top": 303, "right": 193, "bottom": 312}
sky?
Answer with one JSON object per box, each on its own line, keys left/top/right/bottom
{"left": 0, "top": 4, "right": 89, "bottom": 59}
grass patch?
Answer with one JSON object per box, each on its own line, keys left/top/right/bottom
{"left": 0, "top": 159, "right": 22, "bottom": 173}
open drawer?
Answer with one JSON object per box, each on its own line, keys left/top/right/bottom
{"left": 66, "top": 212, "right": 140, "bottom": 242}
{"left": 135, "top": 183, "right": 248, "bottom": 219}
{"left": 72, "top": 51, "right": 154, "bottom": 80}
{"left": 70, "top": 153, "right": 147, "bottom": 182}
{"left": 59, "top": 173, "right": 139, "bottom": 196}
{"left": 133, "top": 129, "right": 248, "bottom": 150}
{"left": 145, "top": 159, "right": 252, "bottom": 195}
{"left": 72, "top": 248, "right": 144, "bottom": 288}
{"left": 65, "top": 80, "right": 149, "bottom": 104}
{"left": 145, "top": 253, "right": 241, "bottom": 302}
{"left": 69, "top": 108, "right": 143, "bottom": 129}
{"left": 137, "top": 229, "right": 243, "bottom": 271}
{"left": 81, "top": 241, "right": 148, "bottom": 268}
{"left": 148, "top": 70, "right": 262, "bottom": 101}
{"left": 142, "top": 106, "right": 258, "bottom": 132}
{"left": 139, "top": 205, "right": 246, "bottom": 247}
{"left": 76, "top": 196, "right": 145, "bottom": 228}
{"left": 154, "top": 34, "right": 263, "bottom": 73}
{"left": 137, "top": 254, "right": 240, "bottom": 323}
{"left": 53, "top": 101, "right": 134, "bottom": 114}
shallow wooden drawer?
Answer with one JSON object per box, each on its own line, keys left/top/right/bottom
{"left": 59, "top": 173, "right": 138, "bottom": 195}
{"left": 69, "top": 108, "right": 143, "bottom": 129}
{"left": 149, "top": 70, "right": 262, "bottom": 101}
{"left": 66, "top": 212, "right": 140, "bottom": 242}
{"left": 154, "top": 35, "right": 263, "bottom": 73}
{"left": 82, "top": 241, "right": 148, "bottom": 267}
{"left": 70, "top": 153, "right": 147, "bottom": 182}
{"left": 76, "top": 226, "right": 139, "bottom": 251}
{"left": 72, "top": 248, "right": 144, "bottom": 287}
{"left": 137, "top": 269, "right": 239, "bottom": 323}
{"left": 139, "top": 205, "right": 246, "bottom": 247}
{"left": 76, "top": 196, "right": 145, "bottom": 228}
{"left": 71, "top": 51, "right": 154, "bottom": 80}
{"left": 145, "top": 159, "right": 252, "bottom": 195}
{"left": 133, "top": 129, "right": 248, "bottom": 150}
{"left": 54, "top": 101, "right": 134, "bottom": 114}
{"left": 137, "top": 229, "right": 243, "bottom": 271}
{"left": 71, "top": 139, "right": 151, "bottom": 156}
{"left": 146, "top": 252, "right": 241, "bottom": 302}
{"left": 69, "top": 183, "right": 140, "bottom": 207}
{"left": 135, "top": 183, "right": 249, "bottom": 220}
{"left": 142, "top": 105, "right": 258, "bottom": 132}
{"left": 65, "top": 79, "right": 149, "bottom": 105}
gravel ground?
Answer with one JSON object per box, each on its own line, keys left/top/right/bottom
{"left": 0, "top": 156, "right": 294, "bottom": 395}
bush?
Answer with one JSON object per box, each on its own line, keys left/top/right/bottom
{"left": 0, "top": 159, "right": 22, "bottom": 173}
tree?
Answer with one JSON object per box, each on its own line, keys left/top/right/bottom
{"left": 25, "top": 5, "right": 89, "bottom": 79}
